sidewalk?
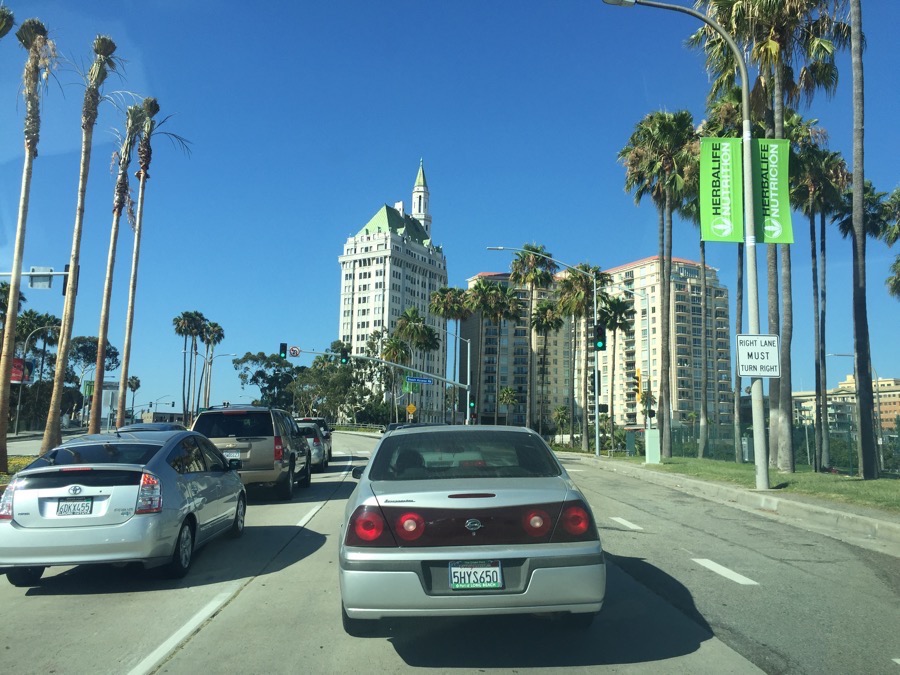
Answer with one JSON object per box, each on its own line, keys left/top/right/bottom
{"left": 562, "top": 451, "right": 900, "bottom": 558}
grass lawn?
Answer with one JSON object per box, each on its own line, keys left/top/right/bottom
{"left": 554, "top": 448, "right": 900, "bottom": 514}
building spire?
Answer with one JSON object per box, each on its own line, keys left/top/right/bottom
{"left": 412, "top": 159, "right": 431, "bottom": 237}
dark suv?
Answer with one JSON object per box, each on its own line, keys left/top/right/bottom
{"left": 192, "top": 405, "right": 311, "bottom": 499}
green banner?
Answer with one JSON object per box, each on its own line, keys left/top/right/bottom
{"left": 699, "top": 137, "right": 744, "bottom": 243}
{"left": 752, "top": 139, "right": 793, "bottom": 243}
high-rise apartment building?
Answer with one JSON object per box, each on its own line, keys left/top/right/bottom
{"left": 337, "top": 162, "right": 448, "bottom": 421}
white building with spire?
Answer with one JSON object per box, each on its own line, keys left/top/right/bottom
{"left": 338, "top": 161, "right": 448, "bottom": 422}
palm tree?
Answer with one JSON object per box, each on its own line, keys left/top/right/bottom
{"left": 0, "top": 19, "right": 56, "bottom": 471}
{"left": 381, "top": 335, "right": 410, "bottom": 423}
{"left": 551, "top": 405, "right": 569, "bottom": 442}
{"left": 0, "top": 283, "right": 26, "bottom": 341}
{"left": 0, "top": 7, "right": 14, "bottom": 41}
{"left": 201, "top": 322, "right": 225, "bottom": 408}
{"left": 430, "top": 287, "right": 471, "bottom": 423}
{"left": 600, "top": 296, "right": 632, "bottom": 450}
{"left": 464, "top": 278, "right": 496, "bottom": 424}
{"left": 89, "top": 103, "right": 145, "bottom": 434}
{"left": 886, "top": 256, "right": 900, "bottom": 300}
{"left": 127, "top": 376, "right": 140, "bottom": 420}
{"left": 509, "top": 244, "right": 557, "bottom": 429}
{"left": 43, "top": 35, "right": 119, "bottom": 451}
{"left": 486, "top": 284, "right": 522, "bottom": 425}
{"left": 619, "top": 110, "right": 696, "bottom": 458}
{"left": 531, "top": 299, "right": 563, "bottom": 435}
{"left": 499, "top": 387, "right": 518, "bottom": 426}
{"left": 886, "top": 188, "right": 900, "bottom": 300}
{"left": 172, "top": 311, "right": 206, "bottom": 423}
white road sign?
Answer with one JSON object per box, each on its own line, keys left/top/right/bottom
{"left": 736, "top": 334, "right": 781, "bottom": 378}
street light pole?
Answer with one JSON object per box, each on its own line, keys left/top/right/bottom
{"left": 601, "top": 0, "right": 768, "bottom": 488}
{"left": 445, "top": 329, "right": 472, "bottom": 424}
{"left": 204, "top": 352, "right": 237, "bottom": 409}
{"left": 488, "top": 246, "right": 602, "bottom": 456}
{"left": 15, "top": 325, "right": 61, "bottom": 435}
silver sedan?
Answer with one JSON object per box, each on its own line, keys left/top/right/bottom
{"left": 0, "top": 430, "right": 246, "bottom": 587}
{"left": 339, "top": 426, "right": 606, "bottom": 635}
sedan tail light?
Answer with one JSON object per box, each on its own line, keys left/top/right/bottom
{"left": 549, "top": 500, "right": 598, "bottom": 543}
{"left": 135, "top": 472, "right": 163, "bottom": 514}
{"left": 522, "top": 509, "right": 552, "bottom": 537}
{"left": 0, "top": 479, "right": 16, "bottom": 520}
{"left": 345, "top": 505, "right": 399, "bottom": 547}
{"left": 274, "top": 435, "right": 284, "bottom": 462}
{"left": 394, "top": 512, "right": 426, "bottom": 541}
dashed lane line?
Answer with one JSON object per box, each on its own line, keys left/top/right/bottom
{"left": 692, "top": 558, "right": 759, "bottom": 585}
{"left": 609, "top": 516, "right": 644, "bottom": 530}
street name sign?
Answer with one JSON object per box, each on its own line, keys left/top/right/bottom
{"left": 736, "top": 334, "right": 781, "bottom": 378}
{"left": 406, "top": 376, "right": 434, "bottom": 385}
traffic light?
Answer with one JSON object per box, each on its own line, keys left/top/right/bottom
{"left": 469, "top": 400, "right": 475, "bottom": 408}
{"left": 635, "top": 369, "right": 642, "bottom": 402}
{"left": 279, "top": 342, "right": 288, "bottom": 359}
{"left": 593, "top": 323, "right": 607, "bottom": 351}
{"left": 340, "top": 348, "right": 350, "bottom": 365}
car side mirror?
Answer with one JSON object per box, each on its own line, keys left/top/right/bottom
{"left": 351, "top": 466, "right": 365, "bottom": 480}
{"left": 228, "top": 458, "right": 243, "bottom": 471}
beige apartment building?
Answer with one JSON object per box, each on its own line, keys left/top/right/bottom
{"left": 794, "top": 375, "right": 900, "bottom": 442}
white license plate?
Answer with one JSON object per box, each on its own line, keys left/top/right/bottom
{"left": 57, "top": 497, "right": 93, "bottom": 516}
{"left": 449, "top": 560, "right": 503, "bottom": 590}
{"left": 223, "top": 452, "right": 240, "bottom": 459}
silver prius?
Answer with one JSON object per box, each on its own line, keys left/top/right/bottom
{"left": 0, "top": 430, "right": 246, "bottom": 587}
{"left": 339, "top": 426, "right": 606, "bottom": 636}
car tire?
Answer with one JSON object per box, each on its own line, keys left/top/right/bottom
{"left": 6, "top": 566, "right": 45, "bottom": 588}
{"left": 297, "top": 452, "right": 312, "bottom": 488}
{"left": 342, "top": 605, "right": 377, "bottom": 637}
{"left": 563, "top": 612, "right": 596, "bottom": 629}
{"left": 166, "top": 520, "right": 195, "bottom": 579}
{"left": 228, "top": 494, "right": 246, "bottom": 538}
{"left": 276, "top": 461, "right": 295, "bottom": 500}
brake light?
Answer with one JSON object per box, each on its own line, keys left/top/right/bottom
{"left": 522, "top": 509, "right": 552, "bottom": 537}
{"left": 0, "top": 479, "right": 16, "bottom": 520}
{"left": 345, "top": 506, "right": 399, "bottom": 547}
{"left": 560, "top": 505, "right": 590, "bottom": 536}
{"left": 135, "top": 472, "right": 163, "bottom": 514}
{"left": 274, "top": 436, "right": 284, "bottom": 462}
{"left": 394, "top": 512, "right": 425, "bottom": 541}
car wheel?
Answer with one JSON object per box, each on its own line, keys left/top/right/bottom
{"left": 276, "top": 461, "right": 295, "bottom": 500}
{"left": 563, "top": 612, "right": 596, "bottom": 629}
{"left": 298, "top": 451, "right": 312, "bottom": 488}
{"left": 6, "top": 566, "right": 45, "bottom": 588}
{"left": 228, "top": 494, "right": 246, "bottom": 538}
{"left": 166, "top": 520, "right": 195, "bottom": 579}
{"left": 342, "top": 605, "right": 377, "bottom": 637}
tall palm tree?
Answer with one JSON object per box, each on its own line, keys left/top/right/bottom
{"left": 509, "top": 244, "right": 557, "bottom": 429}
{"left": 600, "top": 296, "right": 632, "bottom": 449}
{"left": 429, "top": 287, "right": 471, "bottom": 423}
{"left": 201, "top": 322, "right": 225, "bottom": 408}
{"left": 886, "top": 257, "right": 900, "bottom": 300}
{"left": 0, "top": 283, "right": 26, "bottom": 341}
{"left": 43, "top": 35, "right": 119, "bottom": 451}
{"left": 127, "top": 376, "right": 140, "bottom": 420}
{"left": 395, "top": 307, "right": 428, "bottom": 413}
{"left": 619, "top": 110, "right": 696, "bottom": 458}
{"left": 530, "top": 299, "right": 563, "bottom": 435}
{"left": 381, "top": 335, "right": 410, "bottom": 423}
{"left": 885, "top": 188, "right": 900, "bottom": 300}
{"left": 0, "top": 7, "right": 14, "bottom": 41}
{"left": 499, "top": 387, "right": 518, "bottom": 426}
{"left": 464, "top": 278, "right": 496, "bottom": 423}
{"left": 0, "top": 19, "right": 55, "bottom": 471}
{"left": 486, "top": 284, "right": 522, "bottom": 425}
{"left": 172, "top": 311, "right": 206, "bottom": 423}
{"left": 417, "top": 325, "right": 440, "bottom": 421}
{"left": 89, "top": 103, "right": 145, "bottom": 434}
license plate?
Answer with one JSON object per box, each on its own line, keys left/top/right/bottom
{"left": 57, "top": 497, "right": 93, "bottom": 516}
{"left": 223, "top": 452, "right": 240, "bottom": 459}
{"left": 449, "top": 560, "right": 503, "bottom": 590}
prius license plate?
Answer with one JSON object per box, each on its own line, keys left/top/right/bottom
{"left": 223, "top": 452, "right": 240, "bottom": 459}
{"left": 57, "top": 497, "right": 93, "bottom": 516}
{"left": 449, "top": 560, "right": 503, "bottom": 590}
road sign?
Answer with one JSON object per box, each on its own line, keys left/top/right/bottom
{"left": 406, "top": 404, "right": 416, "bottom": 414}
{"left": 406, "top": 376, "right": 433, "bottom": 385}
{"left": 288, "top": 346, "right": 300, "bottom": 357}
{"left": 736, "top": 334, "right": 781, "bottom": 378}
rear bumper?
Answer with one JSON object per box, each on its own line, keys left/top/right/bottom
{"left": 0, "top": 512, "right": 177, "bottom": 568}
{"left": 340, "top": 543, "right": 606, "bottom": 619}
{"left": 237, "top": 466, "right": 287, "bottom": 487}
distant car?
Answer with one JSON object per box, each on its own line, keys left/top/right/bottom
{"left": 296, "top": 422, "right": 330, "bottom": 472}
{"left": 191, "top": 405, "right": 310, "bottom": 499}
{"left": 118, "top": 422, "right": 187, "bottom": 432}
{"left": 381, "top": 422, "right": 446, "bottom": 435}
{"left": 339, "top": 425, "right": 606, "bottom": 635}
{"left": 295, "top": 417, "right": 333, "bottom": 457}
{"left": 0, "top": 430, "right": 246, "bottom": 587}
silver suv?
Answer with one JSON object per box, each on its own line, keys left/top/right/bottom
{"left": 192, "top": 406, "right": 310, "bottom": 499}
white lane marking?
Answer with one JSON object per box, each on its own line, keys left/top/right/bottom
{"left": 692, "top": 558, "right": 759, "bottom": 585}
{"left": 567, "top": 468, "right": 584, "bottom": 472}
{"left": 127, "top": 583, "right": 241, "bottom": 675}
{"left": 892, "top": 658, "right": 900, "bottom": 666}
{"left": 297, "top": 501, "right": 326, "bottom": 528}
{"left": 610, "top": 517, "right": 643, "bottom": 530}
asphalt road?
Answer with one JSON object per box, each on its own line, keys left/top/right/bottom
{"left": 1, "top": 432, "right": 897, "bottom": 674}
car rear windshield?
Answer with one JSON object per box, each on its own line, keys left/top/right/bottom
{"left": 193, "top": 411, "right": 273, "bottom": 438}
{"left": 368, "top": 430, "right": 561, "bottom": 481}
{"left": 296, "top": 426, "right": 317, "bottom": 437}
{"left": 26, "top": 442, "right": 162, "bottom": 468}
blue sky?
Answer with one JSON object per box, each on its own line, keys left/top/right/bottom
{"left": 1, "top": 0, "right": 898, "bottom": 411}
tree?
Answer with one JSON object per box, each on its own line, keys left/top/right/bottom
{"left": 886, "top": 256, "right": 900, "bottom": 300}
{"left": 0, "top": 7, "right": 13, "bottom": 42}
{"left": 619, "top": 110, "right": 696, "bottom": 457}
{"left": 127, "top": 376, "right": 140, "bottom": 419}
{"left": 43, "top": 35, "right": 119, "bottom": 451}
{"left": 509, "top": 244, "right": 557, "bottom": 429}
{"left": 0, "top": 19, "right": 56, "bottom": 472}
{"left": 89, "top": 103, "right": 145, "bottom": 434}
{"left": 499, "top": 387, "right": 518, "bottom": 426}
{"left": 530, "top": 299, "right": 563, "bottom": 435}
{"left": 551, "top": 405, "right": 569, "bottom": 442}
{"left": 233, "top": 351, "right": 299, "bottom": 410}
{"left": 485, "top": 283, "right": 521, "bottom": 425}
{"left": 200, "top": 322, "right": 225, "bottom": 409}
{"left": 430, "top": 287, "right": 471, "bottom": 423}
{"left": 381, "top": 335, "right": 411, "bottom": 423}
{"left": 600, "top": 296, "right": 633, "bottom": 449}
{"left": 172, "top": 311, "right": 206, "bottom": 424}
{"left": 464, "top": 278, "right": 497, "bottom": 424}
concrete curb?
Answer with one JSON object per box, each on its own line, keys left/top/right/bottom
{"left": 573, "top": 454, "right": 900, "bottom": 549}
